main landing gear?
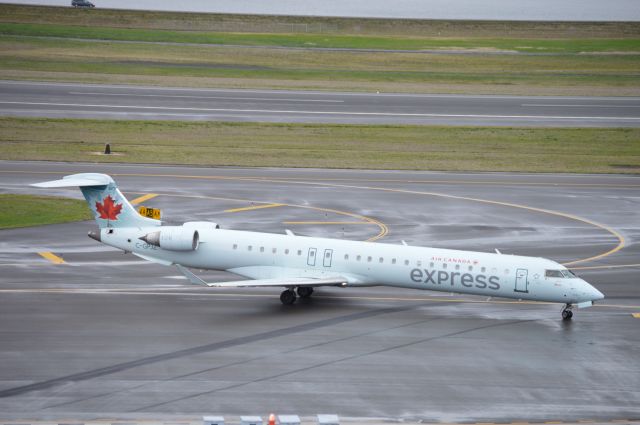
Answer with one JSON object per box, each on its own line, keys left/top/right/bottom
{"left": 279, "top": 287, "right": 315, "bottom": 305}
{"left": 562, "top": 304, "right": 573, "bottom": 321}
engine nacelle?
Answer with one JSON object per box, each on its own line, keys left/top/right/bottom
{"left": 183, "top": 221, "right": 220, "bottom": 230}
{"left": 140, "top": 226, "right": 199, "bottom": 251}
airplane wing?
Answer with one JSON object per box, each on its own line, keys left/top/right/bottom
{"left": 176, "top": 264, "right": 347, "bottom": 288}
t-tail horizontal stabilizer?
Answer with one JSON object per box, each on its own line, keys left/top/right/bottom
{"left": 31, "top": 173, "right": 160, "bottom": 229}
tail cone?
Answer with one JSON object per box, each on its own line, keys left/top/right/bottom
{"left": 88, "top": 230, "right": 101, "bottom": 242}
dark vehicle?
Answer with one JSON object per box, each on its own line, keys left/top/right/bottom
{"left": 71, "top": 0, "right": 95, "bottom": 7}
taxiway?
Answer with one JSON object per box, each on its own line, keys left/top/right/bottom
{"left": 0, "top": 161, "right": 639, "bottom": 421}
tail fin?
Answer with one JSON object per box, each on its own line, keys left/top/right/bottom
{"left": 31, "top": 173, "right": 160, "bottom": 229}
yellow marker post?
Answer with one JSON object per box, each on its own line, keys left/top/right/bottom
{"left": 38, "top": 252, "right": 65, "bottom": 264}
{"left": 138, "top": 206, "right": 161, "bottom": 220}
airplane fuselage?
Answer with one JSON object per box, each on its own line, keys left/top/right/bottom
{"left": 100, "top": 226, "right": 602, "bottom": 305}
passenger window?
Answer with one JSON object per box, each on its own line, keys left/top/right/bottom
{"left": 344, "top": 254, "right": 349, "bottom": 260}
{"left": 260, "top": 247, "right": 264, "bottom": 252}
{"left": 504, "top": 269, "right": 509, "bottom": 274}
{"left": 248, "top": 246, "right": 252, "bottom": 251}
{"left": 392, "top": 258, "right": 396, "bottom": 264}
{"left": 357, "top": 255, "right": 361, "bottom": 261}
{"left": 272, "top": 248, "right": 277, "bottom": 254}
{"left": 379, "top": 257, "right": 384, "bottom": 263}
{"left": 468, "top": 266, "right": 473, "bottom": 271}
{"left": 233, "top": 244, "right": 238, "bottom": 250}
{"left": 298, "top": 250, "right": 302, "bottom": 255}
{"left": 326, "top": 251, "right": 331, "bottom": 258}
{"left": 367, "top": 256, "right": 372, "bottom": 262}
{"left": 430, "top": 262, "right": 434, "bottom": 268}
{"left": 417, "top": 261, "right": 422, "bottom": 267}
{"left": 404, "top": 260, "right": 409, "bottom": 266}
{"left": 455, "top": 264, "right": 460, "bottom": 270}
{"left": 310, "top": 251, "right": 315, "bottom": 257}
{"left": 481, "top": 267, "right": 486, "bottom": 273}
{"left": 442, "top": 263, "right": 447, "bottom": 269}
{"left": 285, "top": 249, "right": 290, "bottom": 255}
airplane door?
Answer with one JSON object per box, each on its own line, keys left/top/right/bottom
{"left": 307, "top": 247, "right": 317, "bottom": 266}
{"left": 515, "top": 268, "right": 528, "bottom": 293}
{"left": 323, "top": 249, "right": 333, "bottom": 267}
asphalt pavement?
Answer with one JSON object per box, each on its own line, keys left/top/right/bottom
{"left": 0, "top": 161, "right": 639, "bottom": 422}
{"left": 1, "top": 80, "right": 639, "bottom": 127}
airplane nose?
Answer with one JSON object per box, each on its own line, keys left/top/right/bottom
{"left": 585, "top": 281, "right": 605, "bottom": 301}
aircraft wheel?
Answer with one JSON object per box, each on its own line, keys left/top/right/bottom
{"left": 562, "top": 309, "right": 573, "bottom": 320}
{"left": 280, "top": 289, "right": 297, "bottom": 305}
{"left": 297, "top": 287, "right": 314, "bottom": 298}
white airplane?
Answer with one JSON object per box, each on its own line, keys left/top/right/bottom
{"left": 33, "top": 173, "right": 604, "bottom": 320}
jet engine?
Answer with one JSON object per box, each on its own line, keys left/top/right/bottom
{"left": 140, "top": 226, "right": 199, "bottom": 251}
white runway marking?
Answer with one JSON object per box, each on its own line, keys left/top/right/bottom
{"left": 522, "top": 103, "right": 640, "bottom": 108}
{"left": 2, "top": 101, "right": 640, "bottom": 121}
{"left": 68, "top": 91, "right": 345, "bottom": 103}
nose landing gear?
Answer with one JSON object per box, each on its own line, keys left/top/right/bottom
{"left": 562, "top": 304, "right": 573, "bottom": 320}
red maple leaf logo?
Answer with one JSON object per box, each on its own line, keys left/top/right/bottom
{"left": 95, "top": 195, "right": 123, "bottom": 220}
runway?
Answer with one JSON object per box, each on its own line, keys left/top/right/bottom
{"left": 0, "top": 161, "right": 639, "bottom": 422}
{"left": 1, "top": 80, "right": 640, "bottom": 127}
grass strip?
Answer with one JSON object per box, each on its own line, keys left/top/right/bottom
{"left": 1, "top": 22, "right": 639, "bottom": 53}
{"left": 2, "top": 4, "right": 638, "bottom": 39}
{"left": 1, "top": 118, "right": 638, "bottom": 174}
{"left": 0, "top": 194, "right": 92, "bottom": 229}
{"left": 1, "top": 37, "right": 638, "bottom": 95}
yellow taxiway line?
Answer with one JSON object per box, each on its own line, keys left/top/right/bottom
{"left": 129, "top": 193, "right": 158, "bottom": 205}
{"left": 37, "top": 251, "right": 65, "bottom": 264}
{"left": 632, "top": 313, "right": 640, "bottom": 318}
{"left": 283, "top": 221, "right": 371, "bottom": 225}
{"left": 225, "top": 203, "right": 284, "bottom": 213}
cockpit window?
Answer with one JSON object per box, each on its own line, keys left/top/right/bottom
{"left": 545, "top": 269, "right": 577, "bottom": 279}
{"left": 545, "top": 270, "right": 565, "bottom": 278}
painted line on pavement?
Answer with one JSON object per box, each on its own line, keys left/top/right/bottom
{"left": 69, "top": 91, "right": 345, "bottom": 103}
{"left": 0, "top": 288, "right": 637, "bottom": 310}
{"left": 129, "top": 193, "right": 158, "bottom": 205}
{"left": 632, "top": 313, "right": 640, "bottom": 318}
{"left": 2, "top": 101, "right": 640, "bottom": 121}
{"left": 282, "top": 221, "right": 370, "bottom": 225}
{"left": 225, "top": 203, "right": 284, "bottom": 213}
{"left": 37, "top": 251, "right": 65, "bottom": 264}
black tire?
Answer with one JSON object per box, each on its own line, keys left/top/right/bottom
{"left": 297, "top": 287, "right": 314, "bottom": 298}
{"left": 562, "top": 310, "right": 572, "bottom": 320}
{"left": 280, "top": 289, "right": 297, "bottom": 305}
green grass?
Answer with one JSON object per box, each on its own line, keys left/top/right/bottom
{"left": 0, "top": 194, "right": 92, "bottom": 229}
{"left": 2, "top": 4, "right": 638, "bottom": 39}
{"left": 1, "top": 118, "right": 638, "bottom": 173}
{"left": 2, "top": 22, "right": 639, "bottom": 53}
{"left": 1, "top": 36, "right": 638, "bottom": 95}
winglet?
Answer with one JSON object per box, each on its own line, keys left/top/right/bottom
{"left": 495, "top": 248, "right": 502, "bottom": 254}
{"left": 176, "top": 264, "right": 209, "bottom": 286}
{"left": 285, "top": 229, "right": 295, "bottom": 236}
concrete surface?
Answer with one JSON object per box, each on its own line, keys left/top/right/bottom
{"left": 1, "top": 81, "right": 639, "bottom": 127}
{"left": 0, "top": 161, "right": 639, "bottom": 422}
